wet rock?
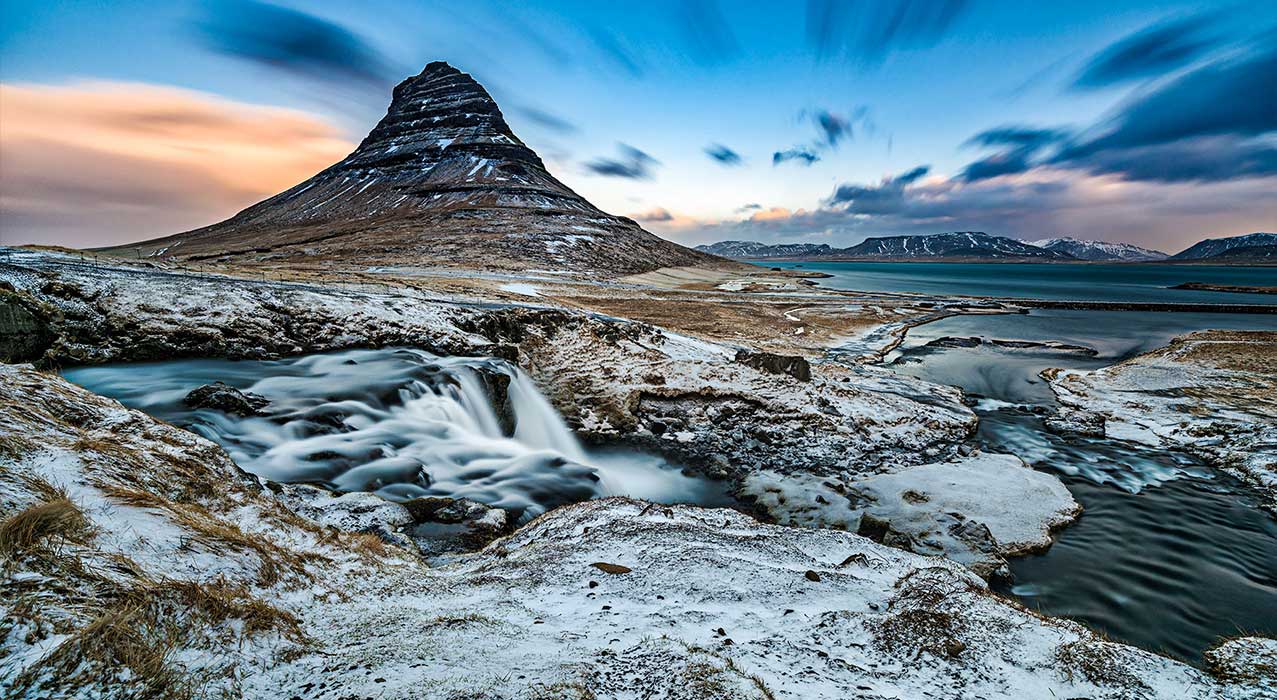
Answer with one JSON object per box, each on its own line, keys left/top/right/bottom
{"left": 471, "top": 366, "right": 515, "bottom": 434}
{"left": 804, "top": 570, "right": 821, "bottom": 582}
{"left": 403, "top": 496, "right": 510, "bottom": 555}
{"left": 926, "top": 336, "right": 983, "bottom": 349}
{"left": 0, "top": 288, "right": 55, "bottom": 363}
{"left": 733, "top": 350, "right": 812, "bottom": 382}
{"left": 184, "top": 382, "right": 270, "bottom": 416}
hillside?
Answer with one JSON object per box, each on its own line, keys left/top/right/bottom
{"left": 1171, "top": 233, "right": 1277, "bottom": 261}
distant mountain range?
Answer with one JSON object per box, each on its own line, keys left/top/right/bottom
{"left": 696, "top": 232, "right": 1275, "bottom": 264}
{"left": 841, "top": 232, "right": 1066, "bottom": 259}
{"left": 1027, "top": 237, "right": 1167, "bottom": 262}
{"left": 106, "top": 62, "right": 720, "bottom": 275}
{"left": 695, "top": 241, "right": 835, "bottom": 259}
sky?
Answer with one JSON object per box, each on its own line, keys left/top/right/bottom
{"left": 1, "top": 0, "right": 1275, "bottom": 254}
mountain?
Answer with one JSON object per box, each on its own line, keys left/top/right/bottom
{"left": 1190, "top": 244, "right": 1277, "bottom": 263}
{"left": 839, "top": 232, "right": 1073, "bottom": 260}
{"left": 1026, "top": 237, "right": 1168, "bottom": 261}
{"left": 694, "top": 240, "right": 834, "bottom": 258}
{"left": 1170, "top": 232, "right": 1277, "bottom": 261}
{"left": 106, "top": 62, "right": 721, "bottom": 275}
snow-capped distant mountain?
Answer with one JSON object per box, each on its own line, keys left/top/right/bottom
{"left": 1170, "top": 232, "right": 1277, "bottom": 261}
{"left": 695, "top": 232, "right": 1076, "bottom": 261}
{"left": 1027, "top": 237, "right": 1168, "bottom": 261}
{"left": 694, "top": 240, "right": 834, "bottom": 258}
{"left": 108, "top": 62, "right": 719, "bottom": 275}
{"left": 841, "top": 232, "right": 1071, "bottom": 260}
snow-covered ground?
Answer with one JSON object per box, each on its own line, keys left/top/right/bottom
{"left": 3, "top": 363, "right": 1270, "bottom": 699}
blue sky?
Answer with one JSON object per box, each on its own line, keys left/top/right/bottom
{"left": 2, "top": 0, "right": 1275, "bottom": 252}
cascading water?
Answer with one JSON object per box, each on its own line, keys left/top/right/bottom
{"left": 64, "top": 348, "right": 731, "bottom": 520}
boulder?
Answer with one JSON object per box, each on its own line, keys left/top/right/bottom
{"left": 184, "top": 381, "right": 270, "bottom": 416}
{"left": 733, "top": 350, "right": 812, "bottom": 382}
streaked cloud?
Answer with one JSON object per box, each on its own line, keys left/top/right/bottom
{"left": 1073, "top": 15, "right": 1220, "bottom": 89}
{"left": 704, "top": 143, "right": 743, "bottom": 166}
{"left": 773, "top": 146, "right": 820, "bottom": 166}
{"left": 0, "top": 81, "right": 352, "bottom": 247}
{"left": 519, "top": 107, "right": 579, "bottom": 134}
{"left": 806, "top": 0, "right": 968, "bottom": 62}
{"left": 197, "top": 0, "right": 393, "bottom": 90}
{"left": 631, "top": 207, "right": 675, "bottom": 222}
{"left": 584, "top": 143, "right": 659, "bottom": 179}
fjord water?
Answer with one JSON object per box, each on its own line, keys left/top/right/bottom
{"left": 767, "top": 261, "right": 1277, "bottom": 305}
{"left": 888, "top": 309, "right": 1277, "bottom": 663}
{"left": 64, "top": 348, "right": 731, "bottom": 520}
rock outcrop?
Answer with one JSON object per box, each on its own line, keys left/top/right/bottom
{"left": 104, "top": 63, "right": 724, "bottom": 275}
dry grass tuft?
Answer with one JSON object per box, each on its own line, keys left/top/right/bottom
{"left": 1055, "top": 639, "right": 1149, "bottom": 689}
{"left": 0, "top": 433, "right": 37, "bottom": 460}
{"left": 873, "top": 566, "right": 979, "bottom": 659}
{"left": 0, "top": 494, "right": 92, "bottom": 559}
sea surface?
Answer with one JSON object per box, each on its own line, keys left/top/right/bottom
{"left": 762, "top": 261, "right": 1277, "bottom": 305}
{"left": 887, "top": 309, "right": 1277, "bottom": 663}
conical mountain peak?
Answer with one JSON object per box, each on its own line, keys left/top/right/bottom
{"left": 115, "top": 63, "right": 719, "bottom": 275}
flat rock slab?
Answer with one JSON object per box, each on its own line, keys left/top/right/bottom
{"left": 848, "top": 453, "right": 1080, "bottom": 577}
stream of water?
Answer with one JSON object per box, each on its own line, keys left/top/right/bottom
{"left": 64, "top": 348, "right": 732, "bottom": 520}
{"left": 888, "top": 309, "right": 1277, "bottom": 663}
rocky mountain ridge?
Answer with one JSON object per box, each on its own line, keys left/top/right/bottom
{"left": 104, "top": 62, "right": 721, "bottom": 275}
{"left": 1027, "top": 237, "right": 1168, "bottom": 261}
{"left": 695, "top": 240, "right": 834, "bottom": 258}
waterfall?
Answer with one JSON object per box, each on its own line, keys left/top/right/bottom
{"left": 506, "top": 371, "right": 588, "bottom": 463}
{"left": 64, "top": 347, "right": 731, "bottom": 520}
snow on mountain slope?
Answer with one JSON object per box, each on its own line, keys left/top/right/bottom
{"left": 695, "top": 240, "right": 835, "bottom": 258}
{"left": 1171, "top": 232, "right": 1277, "bottom": 260}
{"left": 1027, "top": 237, "right": 1169, "bottom": 261}
{"left": 841, "top": 232, "right": 1072, "bottom": 259}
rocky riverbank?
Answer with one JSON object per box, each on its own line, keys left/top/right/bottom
{"left": 1046, "top": 330, "right": 1277, "bottom": 512}
{"left": 3, "top": 363, "right": 1271, "bottom": 699}
{"left": 0, "top": 248, "right": 1081, "bottom": 572}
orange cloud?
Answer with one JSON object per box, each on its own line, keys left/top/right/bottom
{"left": 750, "top": 206, "right": 796, "bottom": 221}
{"left": 0, "top": 81, "right": 353, "bottom": 247}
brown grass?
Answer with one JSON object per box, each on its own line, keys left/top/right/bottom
{"left": 16, "top": 574, "right": 307, "bottom": 699}
{"left": 1202, "top": 636, "right": 1277, "bottom": 685}
{"left": 873, "top": 567, "right": 980, "bottom": 659}
{"left": 1055, "top": 639, "right": 1149, "bottom": 690}
{"left": 0, "top": 493, "right": 92, "bottom": 559}
{"left": 0, "top": 434, "right": 37, "bottom": 460}
{"left": 101, "top": 484, "right": 327, "bottom": 587}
